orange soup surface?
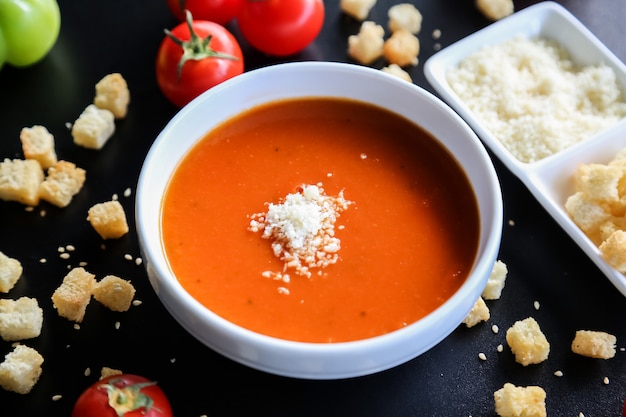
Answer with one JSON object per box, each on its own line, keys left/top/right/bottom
{"left": 162, "top": 97, "right": 480, "bottom": 343}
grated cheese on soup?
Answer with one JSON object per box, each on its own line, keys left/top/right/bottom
{"left": 248, "top": 183, "right": 352, "bottom": 282}
{"left": 447, "top": 36, "right": 626, "bottom": 163}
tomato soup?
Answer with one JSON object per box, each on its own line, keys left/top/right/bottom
{"left": 161, "top": 97, "right": 479, "bottom": 343}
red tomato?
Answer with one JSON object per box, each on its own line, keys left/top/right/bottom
{"left": 156, "top": 11, "right": 244, "bottom": 107}
{"left": 238, "top": 0, "right": 324, "bottom": 56}
{"left": 71, "top": 374, "right": 172, "bottom": 417}
{"left": 166, "top": 0, "right": 243, "bottom": 26}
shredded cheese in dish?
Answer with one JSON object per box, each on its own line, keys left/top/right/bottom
{"left": 248, "top": 183, "right": 352, "bottom": 283}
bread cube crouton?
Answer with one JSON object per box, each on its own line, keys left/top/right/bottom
{"left": 599, "top": 229, "right": 626, "bottom": 272}
{"left": 348, "top": 21, "right": 385, "bottom": 65}
{"left": 0, "top": 345, "right": 44, "bottom": 394}
{"left": 574, "top": 163, "right": 622, "bottom": 204}
{"left": 19, "top": 125, "right": 58, "bottom": 169}
{"left": 0, "top": 251, "right": 23, "bottom": 293}
{"left": 505, "top": 317, "right": 550, "bottom": 366}
{"left": 340, "top": 0, "right": 376, "bottom": 20}
{"left": 72, "top": 104, "right": 115, "bottom": 150}
{"left": 100, "top": 366, "right": 123, "bottom": 379}
{"left": 565, "top": 191, "right": 610, "bottom": 237}
{"left": 38, "top": 160, "right": 86, "bottom": 208}
{"left": 571, "top": 330, "right": 617, "bottom": 359}
{"left": 381, "top": 64, "right": 412, "bottom": 82}
{"left": 87, "top": 200, "right": 129, "bottom": 239}
{"left": 0, "top": 158, "right": 44, "bottom": 206}
{"left": 93, "top": 275, "right": 136, "bottom": 312}
{"left": 388, "top": 3, "right": 422, "bottom": 34}
{"left": 0, "top": 298, "right": 43, "bottom": 342}
{"left": 494, "top": 383, "right": 546, "bottom": 417}
{"left": 463, "top": 297, "right": 490, "bottom": 328}
{"left": 94, "top": 73, "right": 130, "bottom": 119}
{"left": 383, "top": 29, "right": 420, "bottom": 67}
{"left": 483, "top": 260, "right": 508, "bottom": 300}
{"left": 475, "top": 0, "right": 514, "bottom": 21}
{"left": 51, "top": 267, "right": 96, "bottom": 323}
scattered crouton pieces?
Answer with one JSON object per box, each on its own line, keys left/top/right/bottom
{"left": 0, "top": 297, "right": 43, "bottom": 341}
{"left": 38, "top": 160, "right": 86, "bottom": 208}
{"left": 381, "top": 64, "right": 412, "bottom": 82}
{"left": 494, "top": 383, "right": 546, "bottom": 417}
{"left": 340, "top": 0, "right": 376, "bottom": 20}
{"left": 599, "top": 230, "right": 626, "bottom": 273}
{"left": 100, "top": 366, "right": 123, "bottom": 379}
{"left": 475, "top": 0, "right": 514, "bottom": 21}
{"left": 0, "top": 251, "right": 23, "bottom": 293}
{"left": 72, "top": 104, "right": 116, "bottom": 150}
{"left": 571, "top": 330, "right": 617, "bottom": 359}
{"left": 383, "top": 29, "right": 420, "bottom": 67}
{"left": 506, "top": 317, "right": 550, "bottom": 366}
{"left": 19, "top": 125, "right": 57, "bottom": 170}
{"left": 51, "top": 267, "right": 97, "bottom": 323}
{"left": 0, "top": 158, "right": 44, "bottom": 206}
{"left": 483, "top": 260, "right": 508, "bottom": 300}
{"left": 388, "top": 3, "right": 422, "bottom": 34}
{"left": 463, "top": 296, "right": 490, "bottom": 328}
{"left": 94, "top": 73, "right": 130, "bottom": 119}
{"left": 0, "top": 345, "right": 44, "bottom": 394}
{"left": 348, "top": 21, "right": 385, "bottom": 65}
{"left": 93, "top": 275, "right": 136, "bottom": 312}
{"left": 87, "top": 200, "right": 129, "bottom": 239}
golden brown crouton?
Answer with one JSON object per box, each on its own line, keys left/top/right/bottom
{"left": 381, "top": 64, "right": 413, "bottom": 82}
{"left": 483, "top": 260, "right": 508, "bottom": 300}
{"left": 0, "top": 158, "right": 44, "bottom": 206}
{"left": 51, "top": 267, "right": 96, "bottom": 323}
{"left": 0, "top": 345, "right": 44, "bottom": 394}
{"left": 39, "top": 160, "right": 86, "bottom": 208}
{"left": 505, "top": 317, "right": 550, "bottom": 366}
{"left": 340, "top": 0, "right": 376, "bottom": 21}
{"left": 388, "top": 3, "right": 422, "bottom": 34}
{"left": 72, "top": 104, "right": 115, "bottom": 150}
{"left": 0, "top": 251, "right": 22, "bottom": 293}
{"left": 87, "top": 200, "right": 129, "bottom": 239}
{"left": 0, "top": 297, "right": 43, "bottom": 341}
{"left": 571, "top": 330, "right": 617, "bottom": 359}
{"left": 383, "top": 29, "right": 420, "bottom": 67}
{"left": 494, "top": 383, "right": 546, "bottom": 417}
{"left": 20, "top": 125, "right": 57, "bottom": 169}
{"left": 93, "top": 275, "right": 136, "bottom": 312}
{"left": 463, "top": 297, "right": 490, "bottom": 328}
{"left": 94, "top": 73, "right": 130, "bottom": 119}
{"left": 475, "top": 0, "right": 514, "bottom": 21}
{"left": 348, "top": 21, "right": 385, "bottom": 65}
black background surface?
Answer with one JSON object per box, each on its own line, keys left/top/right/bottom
{"left": 0, "top": 1, "right": 624, "bottom": 416}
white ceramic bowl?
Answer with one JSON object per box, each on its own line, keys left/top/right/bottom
{"left": 424, "top": 1, "right": 626, "bottom": 296}
{"left": 135, "top": 61, "right": 503, "bottom": 379}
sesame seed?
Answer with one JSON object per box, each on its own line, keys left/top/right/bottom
{"left": 115, "top": 321, "right": 121, "bottom": 330}
{"left": 496, "top": 344, "right": 504, "bottom": 352}
{"left": 112, "top": 193, "right": 119, "bottom": 201}
{"left": 533, "top": 300, "right": 540, "bottom": 310}
{"left": 124, "top": 187, "right": 132, "bottom": 197}
{"left": 84, "top": 368, "right": 91, "bottom": 377}
{"left": 433, "top": 43, "right": 442, "bottom": 51}
{"left": 432, "top": 28, "right": 441, "bottom": 40}
{"left": 58, "top": 246, "right": 65, "bottom": 253}
{"left": 132, "top": 300, "right": 143, "bottom": 306}
{"left": 74, "top": 324, "right": 80, "bottom": 330}
{"left": 59, "top": 253, "right": 70, "bottom": 260}
{"left": 39, "top": 258, "right": 47, "bottom": 263}
{"left": 135, "top": 257, "right": 143, "bottom": 266}
{"left": 66, "top": 245, "right": 75, "bottom": 251}
{"left": 478, "top": 352, "right": 487, "bottom": 361}
{"left": 124, "top": 254, "right": 133, "bottom": 261}
{"left": 170, "top": 358, "right": 176, "bottom": 363}
{"left": 491, "top": 324, "right": 499, "bottom": 334}
{"left": 25, "top": 206, "right": 34, "bottom": 212}
{"left": 579, "top": 413, "right": 585, "bottom": 417}
{"left": 79, "top": 261, "right": 88, "bottom": 267}
{"left": 360, "top": 153, "right": 367, "bottom": 159}
{"left": 39, "top": 209, "right": 46, "bottom": 217}
{"left": 52, "top": 394, "right": 62, "bottom": 401}
{"left": 554, "top": 370, "right": 563, "bottom": 377}
{"left": 603, "top": 376, "right": 609, "bottom": 385}
{"left": 508, "top": 219, "right": 515, "bottom": 226}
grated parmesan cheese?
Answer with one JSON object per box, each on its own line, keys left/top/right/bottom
{"left": 447, "top": 36, "right": 626, "bottom": 163}
{"left": 248, "top": 183, "right": 352, "bottom": 283}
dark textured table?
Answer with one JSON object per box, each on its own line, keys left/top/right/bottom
{"left": 0, "top": 1, "right": 624, "bottom": 416}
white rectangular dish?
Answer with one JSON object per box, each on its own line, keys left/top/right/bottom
{"left": 424, "top": 1, "right": 626, "bottom": 296}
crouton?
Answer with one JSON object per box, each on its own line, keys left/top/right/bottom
{"left": 574, "top": 163, "right": 622, "bottom": 204}
{"left": 94, "top": 73, "right": 130, "bottom": 119}
{"left": 383, "top": 29, "right": 420, "bottom": 67}
{"left": 0, "top": 297, "right": 43, "bottom": 341}
{"left": 340, "top": 0, "right": 376, "bottom": 21}
{"left": 599, "top": 229, "right": 626, "bottom": 272}
{"left": 463, "top": 296, "right": 490, "bottom": 328}
{"left": 0, "top": 158, "right": 44, "bottom": 206}
{"left": 505, "top": 317, "right": 550, "bottom": 366}
{"left": 347, "top": 21, "right": 385, "bottom": 65}
{"left": 38, "top": 160, "right": 86, "bottom": 208}
{"left": 381, "top": 64, "right": 413, "bottom": 82}
{"left": 0, "top": 345, "right": 44, "bottom": 394}
{"left": 87, "top": 200, "right": 129, "bottom": 239}
{"left": 51, "top": 267, "right": 96, "bottom": 323}
{"left": 72, "top": 104, "right": 115, "bottom": 150}
{"left": 565, "top": 191, "right": 610, "bottom": 240}
{"left": 388, "top": 3, "right": 422, "bottom": 34}
{"left": 494, "top": 383, "right": 546, "bottom": 417}
{"left": 483, "top": 260, "right": 508, "bottom": 300}
{"left": 100, "top": 367, "right": 123, "bottom": 379}
{"left": 0, "top": 251, "right": 22, "bottom": 293}
{"left": 93, "top": 275, "right": 136, "bottom": 312}
{"left": 475, "top": 0, "right": 514, "bottom": 21}
{"left": 571, "top": 330, "right": 617, "bottom": 359}
{"left": 19, "top": 125, "right": 57, "bottom": 169}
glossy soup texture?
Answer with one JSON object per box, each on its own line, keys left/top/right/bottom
{"left": 161, "top": 97, "right": 480, "bottom": 343}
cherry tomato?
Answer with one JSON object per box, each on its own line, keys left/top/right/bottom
{"left": 156, "top": 11, "right": 244, "bottom": 107}
{"left": 71, "top": 374, "right": 172, "bottom": 417}
{"left": 237, "top": 0, "right": 324, "bottom": 56}
{"left": 166, "top": 0, "right": 243, "bottom": 26}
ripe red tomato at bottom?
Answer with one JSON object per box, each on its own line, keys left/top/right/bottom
{"left": 238, "top": 0, "right": 324, "bottom": 56}
{"left": 71, "top": 374, "right": 172, "bottom": 417}
{"left": 156, "top": 18, "right": 244, "bottom": 107}
{"left": 166, "top": 0, "right": 243, "bottom": 26}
